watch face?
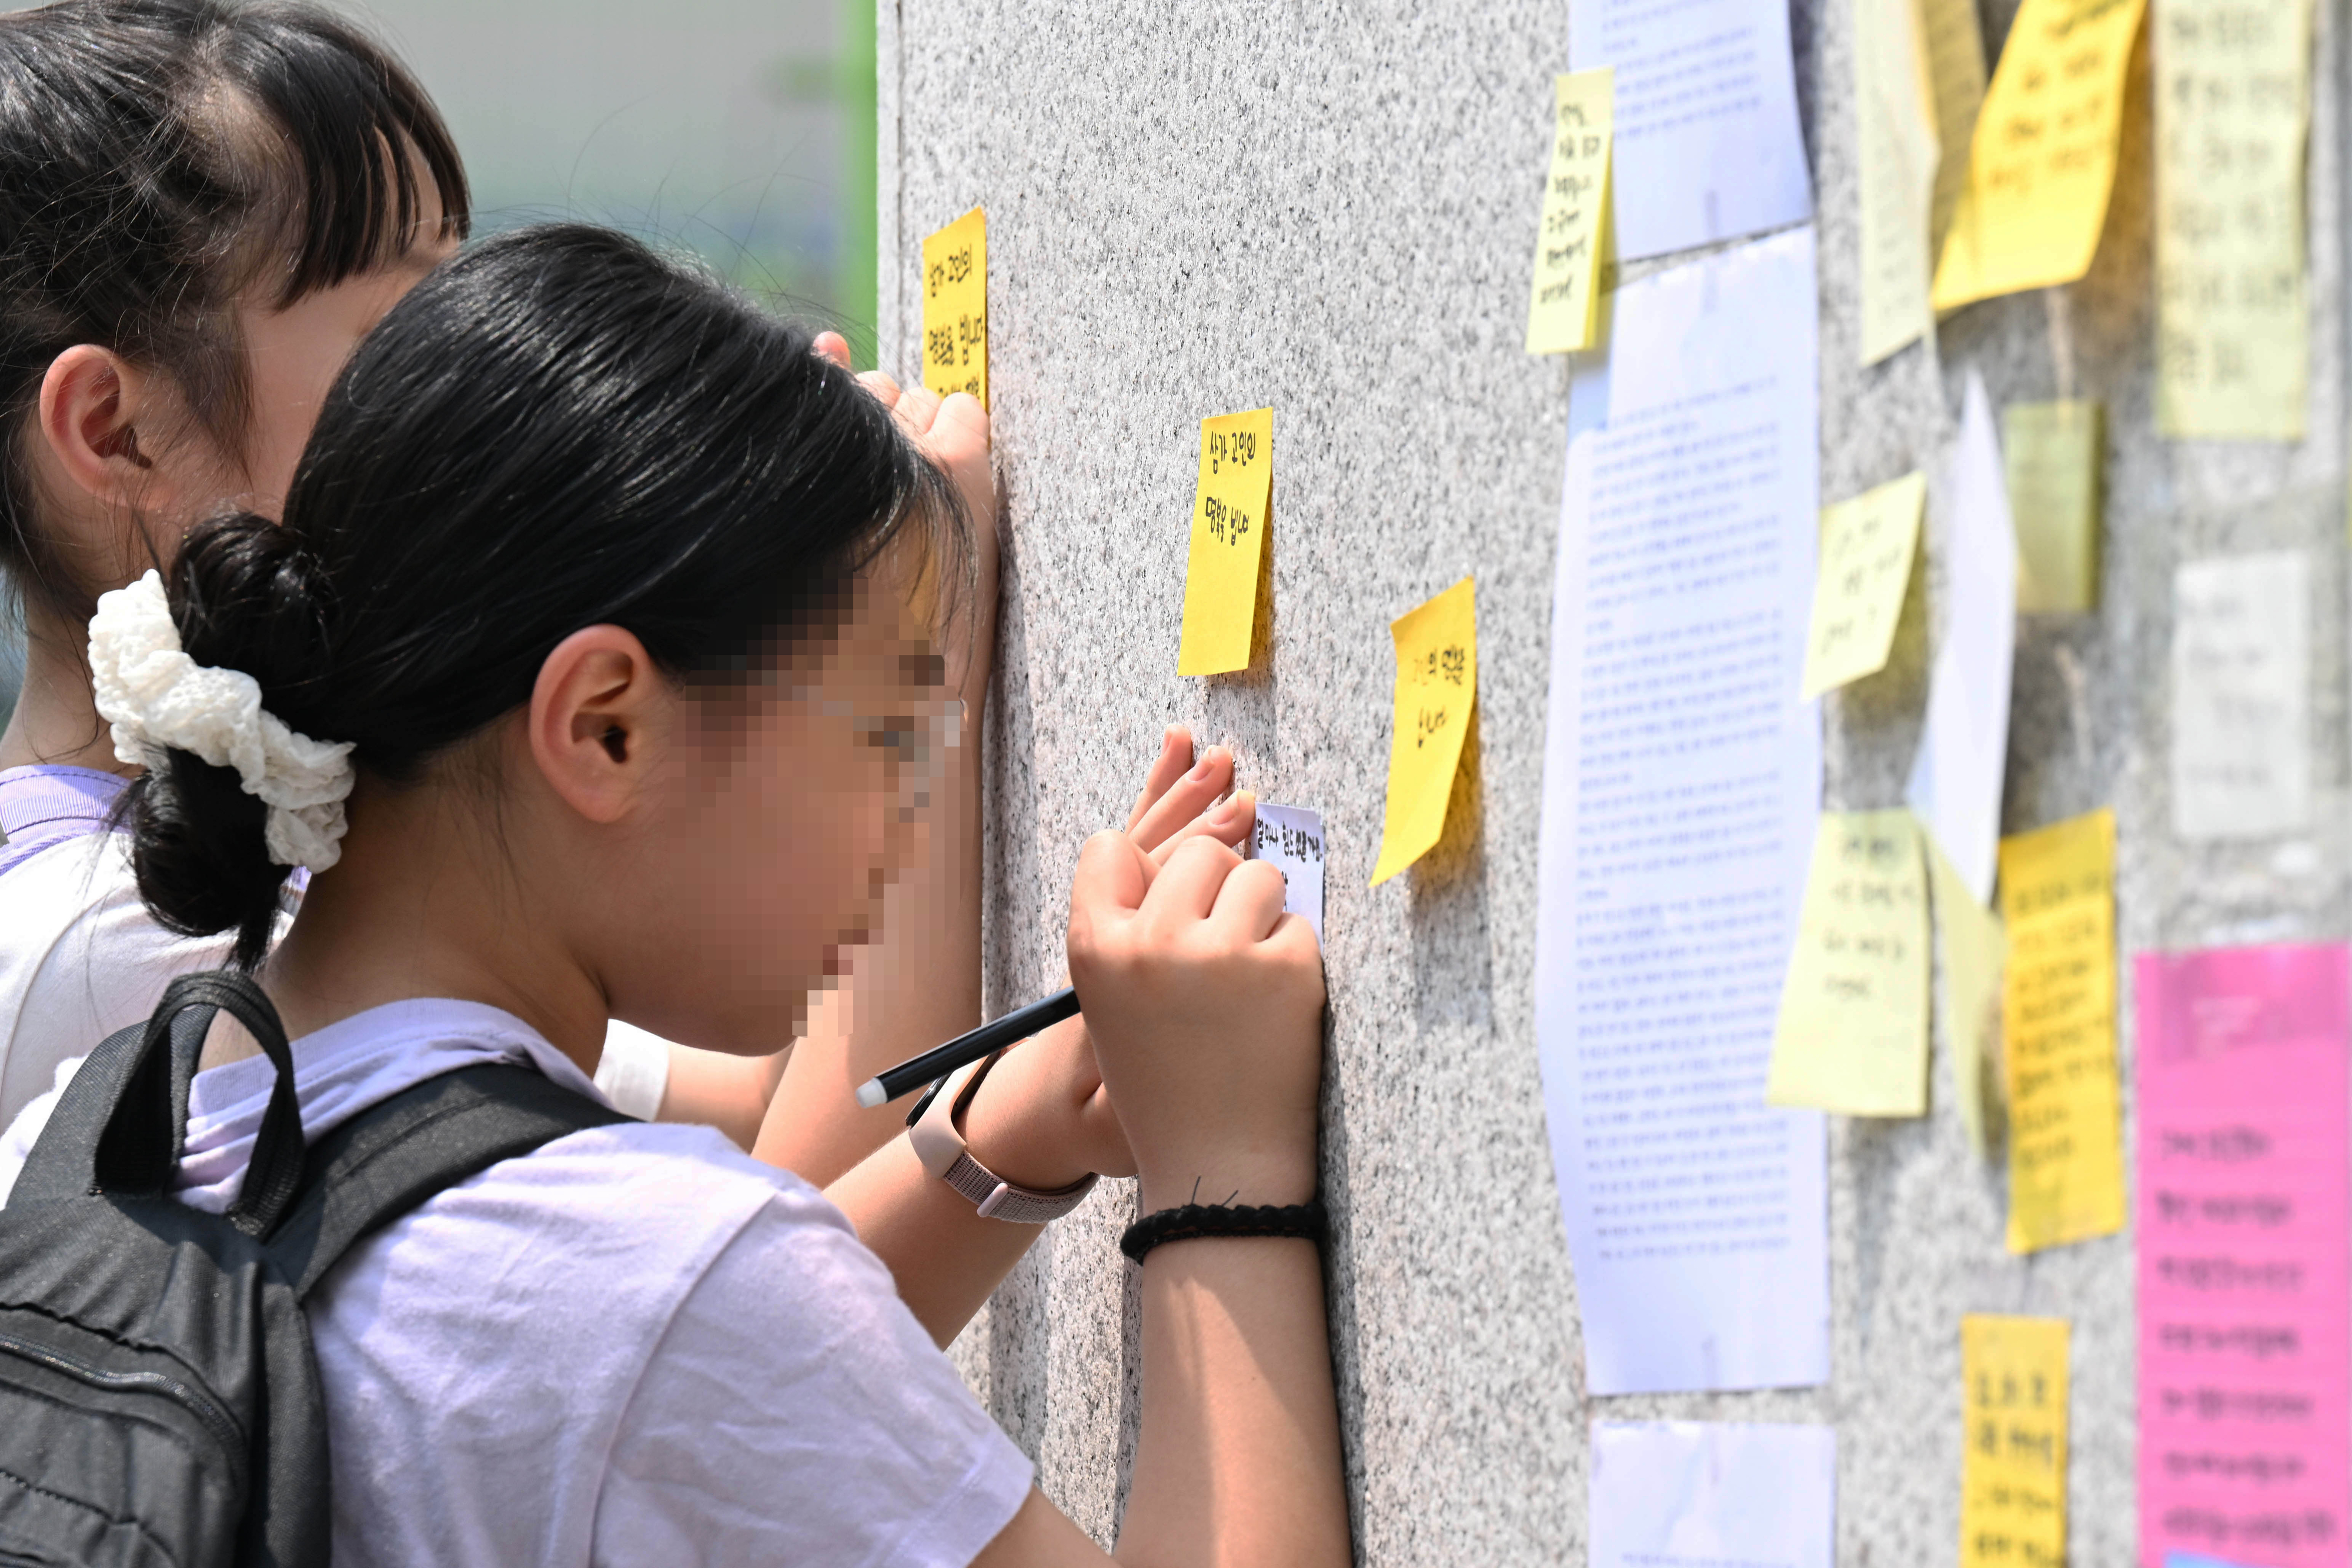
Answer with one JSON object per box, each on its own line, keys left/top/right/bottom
{"left": 905, "top": 1073, "right": 952, "bottom": 1127}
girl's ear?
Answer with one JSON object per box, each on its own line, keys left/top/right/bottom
{"left": 36, "top": 346, "right": 167, "bottom": 513}
{"left": 528, "top": 625, "right": 669, "bottom": 825}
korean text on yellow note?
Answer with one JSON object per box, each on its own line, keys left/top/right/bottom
{"left": 1999, "top": 808, "right": 2124, "bottom": 1253}
{"left": 1766, "top": 810, "right": 1932, "bottom": 1116}
{"left": 1927, "top": 834, "right": 2008, "bottom": 1158}
{"left": 2004, "top": 402, "right": 2102, "bottom": 613}
{"left": 1177, "top": 408, "right": 1274, "bottom": 677}
{"left": 1932, "top": 0, "right": 2149, "bottom": 312}
{"left": 2155, "top": 0, "right": 2313, "bottom": 441}
{"left": 1525, "top": 68, "right": 1613, "bottom": 355}
{"left": 1856, "top": 0, "right": 1942, "bottom": 364}
{"left": 1803, "top": 471, "right": 1925, "bottom": 697}
{"left": 1371, "top": 579, "right": 1476, "bottom": 887}
{"left": 1960, "top": 1315, "right": 2070, "bottom": 1568}
{"left": 921, "top": 207, "right": 988, "bottom": 409}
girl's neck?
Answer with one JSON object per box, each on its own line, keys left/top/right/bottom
{"left": 0, "top": 602, "right": 132, "bottom": 775}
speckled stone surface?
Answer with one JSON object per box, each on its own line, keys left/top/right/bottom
{"left": 880, "top": 1, "right": 2348, "bottom": 1561}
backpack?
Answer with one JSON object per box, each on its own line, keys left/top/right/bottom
{"left": 0, "top": 970, "right": 627, "bottom": 1567}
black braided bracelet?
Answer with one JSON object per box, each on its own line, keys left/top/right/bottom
{"left": 1119, "top": 1198, "right": 1328, "bottom": 1263}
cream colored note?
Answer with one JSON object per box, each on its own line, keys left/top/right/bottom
{"left": 2003, "top": 402, "right": 2102, "bottom": 613}
{"left": 1766, "top": 810, "right": 1932, "bottom": 1117}
{"left": 1526, "top": 69, "right": 1615, "bottom": 355}
{"left": 1857, "top": 0, "right": 1942, "bottom": 363}
{"left": 1932, "top": 0, "right": 2148, "bottom": 311}
{"left": 2172, "top": 550, "right": 2310, "bottom": 838}
{"left": 1803, "top": 472, "right": 1924, "bottom": 696}
{"left": 1921, "top": 0, "right": 1989, "bottom": 249}
{"left": 2155, "top": 0, "right": 2313, "bottom": 440}
{"left": 1999, "top": 809, "right": 2124, "bottom": 1254}
{"left": 1960, "top": 1315, "right": 2070, "bottom": 1568}
{"left": 1927, "top": 833, "right": 2007, "bottom": 1158}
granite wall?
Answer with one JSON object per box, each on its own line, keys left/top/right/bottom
{"left": 876, "top": 0, "right": 2349, "bottom": 1560}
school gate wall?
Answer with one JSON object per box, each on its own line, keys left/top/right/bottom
{"left": 876, "top": 0, "right": 2349, "bottom": 1561}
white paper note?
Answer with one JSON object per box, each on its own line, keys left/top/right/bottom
{"left": 2171, "top": 551, "right": 2309, "bottom": 838}
{"left": 1569, "top": 0, "right": 1815, "bottom": 262}
{"left": 1591, "top": 1422, "right": 1838, "bottom": 1568}
{"left": 1246, "top": 803, "right": 1327, "bottom": 942}
{"left": 1904, "top": 370, "right": 2016, "bottom": 905}
{"left": 1535, "top": 227, "right": 1828, "bottom": 1395}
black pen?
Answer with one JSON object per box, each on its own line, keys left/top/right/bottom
{"left": 854, "top": 987, "right": 1083, "bottom": 1108}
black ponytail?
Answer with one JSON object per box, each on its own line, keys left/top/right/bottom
{"left": 125, "top": 225, "right": 966, "bottom": 962}
{"left": 0, "top": 0, "right": 468, "bottom": 624}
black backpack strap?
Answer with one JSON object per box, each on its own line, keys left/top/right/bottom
{"left": 263, "top": 1062, "right": 632, "bottom": 1300}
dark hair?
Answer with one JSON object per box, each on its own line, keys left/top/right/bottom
{"left": 127, "top": 224, "right": 965, "bottom": 968}
{"left": 0, "top": 0, "right": 469, "bottom": 623}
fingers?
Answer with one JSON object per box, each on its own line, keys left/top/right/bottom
{"left": 1148, "top": 789, "right": 1255, "bottom": 868}
{"left": 1209, "top": 855, "right": 1289, "bottom": 941}
{"left": 813, "top": 331, "right": 852, "bottom": 369}
{"left": 1123, "top": 725, "right": 1196, "bottom": 832}
{"left": 1130, "top": 744, "right": 1234, "bottom": 848}
{"left": 891, "top": 385, "right": 947, "bottom": 439}
{"left": 857, "top": 369, "right": 903, "bottom": 410}
{"left": 930, "top": 390, "right": 991, "bottom": 456}
{"left": 1068, "top": 830, "right": 1154, "bottom": 934}
{"left": 1140, "top": 834, "right": 1243, "bottom": 924}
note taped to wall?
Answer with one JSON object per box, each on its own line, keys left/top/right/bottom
{"left": 1922, "top": 0, "right": 1990, "bottom": 248}
{"left": 1177, "top": 408, "right": 1274, "bottom": 676}
{"left": 1856, "top": 0, "right": 1942, "bottom": 363}
{"left": 1931, "top": 0, "right": 2149, "bottom": 311}
{"left": 2005, "top": 402, "right": 2103, "bottom": 613}
{"left": 1568, "top": 0, "right": 1813, "bottom": 260}
{"left": 921, "top": 206, "right": 988, "bottom": 408}
{"left": 2135, "top": 944, "right": 2350, "bottom": 1568}
{"left": 1247, "top": 803, "right": 1327, "bottom": 944}
{"left": 1766, "top": 810, "right": 1931, "bottom": 1116}
{"left": 2172, "top": 550, "right": 2309, "bottom": 840}
{"left": 2155, "top": 0, "right": 2313, "bottom": 441}
{"left": 1526, "top": 69, "right": 1614, "bottom": 355}
{"left": 1804, "top": 471, "right": 1925, "bottom": 697}
{"left": 1999, "top": 809, "right": 2124, "bottom": 1254}
{"left": 1535, "top": 228, "right": 1827, "bottom": 1395}
{"left": 1590, "top": 1422, "right": 1837, "bottom": 1568}
{"left": 1927, "top": 832, "right": 2007, "bottom": 1158}
{"left": 1960, "top": 1315, "right": 2071, "bottom": 1568}
{"left": 1371, "top": 578, "right": 1476, "bottom": 887}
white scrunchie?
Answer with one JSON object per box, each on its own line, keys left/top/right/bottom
{"left": 88, "top": 570, "right": 356, "bottom": 873}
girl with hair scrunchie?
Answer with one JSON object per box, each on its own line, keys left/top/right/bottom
{"left": 1, "top": 225, "right": 1346, "bottom": 1567}
{"left": 0, "top": 0, "right": 1252, "bottom": 1179}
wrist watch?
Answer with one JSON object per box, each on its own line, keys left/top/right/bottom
{"left": 909, "top": 1051, "right": 1099, "bottom": 1223}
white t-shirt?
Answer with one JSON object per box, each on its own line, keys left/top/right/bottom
{"left": 0, "top": 764, "right": 671, "bottom": 1124}
{"left": 0, "top": 999, "right": 1032, "bottom": 1567}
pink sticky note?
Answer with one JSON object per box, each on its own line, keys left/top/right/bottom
{"left": 2136, "top": 944, "right": 2351, "bottom": 1568}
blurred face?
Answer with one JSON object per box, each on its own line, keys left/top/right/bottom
{"left": 629, "top": 559, "right": 956, "bottom": 1051}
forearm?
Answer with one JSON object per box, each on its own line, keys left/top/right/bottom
{"left": 824, "top": 1131, "right": 1037, "bottom": 1346}
{"left": 658, "top": 1043, "right": 791, "bottom": 1150}
{"left": 755, "top": 710, "right": 985, "bottom": 1185}
{"left": 1115, "top": 1239, "right": 1351, "bottom": 1568}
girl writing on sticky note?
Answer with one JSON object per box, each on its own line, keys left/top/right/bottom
{"left": 15, "top": 223, "right": 1348, "bottom": 1564}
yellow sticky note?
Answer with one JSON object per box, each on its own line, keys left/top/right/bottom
{"left": 1766, "top": 810, "right": 1932, "bottom": 1116}
{"left": 1177, "top": 408, "right": 1274, "bottom": 677}
{"left": 1857, "top": 0, "right": 1943, "bottom": 364}
{"left": 1525, "top": 68, "right": 1614, "bottom": 355}
{"left": 1371, "top": 579, "right": 1476, "bottom": 887}
{"left": 1927, "top": 834, "right": 2008, "bottom": 1159}
{"left": 1803, "top": 472, "right": 1925, "bottom": 697}
{"left": 1960, "top": 1315, "right": 2070, "bottom": 1568}
{"left": 1922, "top": 0, "right": 1990, "bottom": 249}
{"left": 1998, "top": 808, "right": 2124, "bottom": 1253}
{"left": 1930, "top": 0, "right": 2148, "bottom": 311}
{"left": 2004, "top": 402, "right": 2102, "bottom": 613}
{"left": 921, "top": 207, "right": 987, "bottom": 409}
{"left": 2154, "top": 0, "right": 2313, "bottom": 441}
